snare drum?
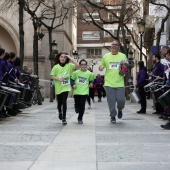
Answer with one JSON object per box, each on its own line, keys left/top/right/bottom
{"left": 1, "top": 86, "right": 20, "bottom": 107}
{"left": 153, "top": 88, "right": 163, "bottom": 101}
{"left": 158, "top": 89, "right": 170, "bottom": 108}
{"left": 10, "top": 85, "right": 25, "bottom": 100}
{"left": 0, "top": 89, "right": 7, "bottom": 110}
{"left": 20, "top": 88, "right": 34, "bottom": 107}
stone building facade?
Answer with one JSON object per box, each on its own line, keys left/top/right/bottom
{"left": 0, "top": 4, "right": 77, "bottom": 98}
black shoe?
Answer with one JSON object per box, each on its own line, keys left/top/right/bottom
{"left": 111, "top": 117, "right": 116, "bottom": 123}
{"left": 0, "top": 114, "right": 6, "bottom": 118}
{"left": 58, "top": 113, "right": 63, "bottom": 120}
{"left": 137, "top": 111, "right": 146, "bottom": 114}
{"left": 75, "top": 108, "right": 79, "bottom": 114}
{"left": 118, "top": 110, "right": 123, "bottom": 119}
{"left": 152, "top": 112, "right": 160, "bottom": 114}
{"left": 98, "top": 99, "right": 101, "bottom": 102}
{"left": 3, "top": 112, "right": 11, "bottom": 117}
{"left": 62, "top": 119, "right": 67, "bottom": 125}
{"left": 161, "top": 123, "right": 170, "bottom": 130}
{"left": 159, "top": 116, "right": 164, "bottom": 119}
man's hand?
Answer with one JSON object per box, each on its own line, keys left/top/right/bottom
{"left": 73, "top": 85, "right": 77, "bottom": 89}
{"left": 89, "top": 84, "right": 93, "bottom": 88}
{"left": 57, "top": 77, "right": 64, "bottom": 82}
{"left": 99, "top": 66, "right": 105, "bottom": 71}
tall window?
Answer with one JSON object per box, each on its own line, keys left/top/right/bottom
{"left": 82, "top": 31, "right": 100, "bottom": 40}
{"left": 87, "top": 49, "right": 102, "bottom": 58}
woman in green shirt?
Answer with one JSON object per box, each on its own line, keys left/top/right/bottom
{"left": 50, "top": 52, "right": 79, "bottom": 125}
{"left": 71, "top": 59, "right": 95, "bottom": 124}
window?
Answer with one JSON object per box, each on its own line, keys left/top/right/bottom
{"left": 104, "top": 29, "right": 114, "bottom": 37}
{"left": 83, "top": 13, "right": 100, "bottom": 21}
{"left": 87, "top": 49, "right": 102, "bottom": 58}
{"left": 82, "top": 31, "right": 100, "bottom": 40}
{"left": 108, "top": 13, "right": 115, "bottom": 21}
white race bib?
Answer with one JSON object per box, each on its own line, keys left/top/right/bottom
{"left": 62, "top": 78, "right": 70, "bottom": 85}
{"left": 109, "top": 62, "right": 119, "bottom": 69}
{"left": 78, "top": 77, "right": 87, "bottom": 84}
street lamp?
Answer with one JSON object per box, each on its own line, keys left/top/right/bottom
{"left": 137, "top": 19, "right": 145, "bottom": 61}
{"left": 49, "top": 40, "right": 58, "bottom": 103}
{"left": 125, "top": 38, "right": 130, "bottom": 58}
{"left": 72, "top": 50, "right": 79, "bottom": 61}
{"left": 52, "top": 40, "right": 58, "bottom": 51}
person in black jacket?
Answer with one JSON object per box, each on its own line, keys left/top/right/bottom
{"left": 136, "top": 61, "right": 149, "bottom": 114}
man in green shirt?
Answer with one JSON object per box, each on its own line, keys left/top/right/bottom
{"left": 99, "top": 40, "right": 128, "bottom": 123}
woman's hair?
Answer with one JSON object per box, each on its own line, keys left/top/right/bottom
{"left": 153, "top": 53, "right": 161, "bottom": 60}
{"left": 87, "top": 67, "right": 92, "bottom": 72}
{"left": 10, "top": 52, "right": 16, "bottom": 59}
{"left": 14, "top": 57, "right": 21, "bottom": 67}
{"left": 4, "top": 52, "right": 11, "bottom": 60}
{"left": 54, "top": 52, "right": 69, "bottom": 65}
{"left": 0, "top": 48, "right": 5, "bottom": 56}
{"left": 167, "top": 49, "right": 170, "bottom": 55}
{"left": 138, "top": 61, "right": 145, "bottom": 69}
{"left": 79, "top": 59, "right": 87, "bottom": 65}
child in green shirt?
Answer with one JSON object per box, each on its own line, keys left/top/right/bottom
{"left": 71, "top": 59, "right": 95, "bottom": 124}
{"left": 50, "top": 52, "right": 79, "bottom": 125}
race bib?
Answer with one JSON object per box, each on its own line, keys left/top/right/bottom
{"left": 109, "top": 62, "right": 119, "bottom": 69}
{"left": 62, "top": 78, "right": 70, "bottom": 85}
{"left": 78, "top": 77, "right": 87, "bottom": 84}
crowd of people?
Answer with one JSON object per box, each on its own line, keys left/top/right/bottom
{"left": 136, "top": 46, "right": 170, "bottom": 130}
{"left": 1, "top": 41, "right": 170, "bottom": 130}
{"left": 0, "top": 47, "right": 35, "bottom": 119}
{"left": 50, "top": 41, "right": 170, "bottom": 130}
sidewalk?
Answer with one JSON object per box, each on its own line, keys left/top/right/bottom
{"left": 0, "top": 98, "right": 170, "bottom": 170}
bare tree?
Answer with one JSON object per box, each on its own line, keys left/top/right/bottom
{"left": 146, "top": 0, "right": 170, "bottom": 53}
{"left": 76, "top": 0, "right": 141, "bottom": 54}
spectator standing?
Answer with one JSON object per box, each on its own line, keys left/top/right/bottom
{"left": 136, "top": 61, "right": 149, "bottom": 114}
{"left": 95, "top": 74, "right": 104, "bottom": 102}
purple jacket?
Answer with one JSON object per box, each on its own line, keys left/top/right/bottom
{"left": 152, "top": 61, "right": 164, "bottom": 79}
{"left": 95, "top": 77, "right": 104, "bottom": 87}
{"left": 0, "top": 59, "right": 9, "bottom": 83}
{"left": 137, "top": 67, "right": 149, "bottom": 87}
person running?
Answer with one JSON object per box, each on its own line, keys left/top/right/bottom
{"left": 71, "top": 59, "right": 95, "bottom": 124}
{"left": 87, "top": 67, "right": 96, "bottom": 109}
{"left": 99, "top": 40, "right": 128, "bottom": 123}
{"left": 50, "top": 52, "right": 79, "bottom": 125}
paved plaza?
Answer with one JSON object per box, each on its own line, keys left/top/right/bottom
{"left": 0, "top": 97, "right": 170, "bottom": 170}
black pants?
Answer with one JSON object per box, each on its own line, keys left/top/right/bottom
{"left": 102, "top": 86, "right": 106, "bottom": 97}
{"left": 97, "top": 87, "right": 102, "bottom": 99}
{"left": 138, "top": 86, "right": 146, "bottom": 112}
{"left": 74, "top": 95, "right": 87, "bottom": 120}
{"left": 56, "top": 92, "right": 68, "bottom": 119}
{"left": 87, "top": 88, "right": 95, "bottom": 105}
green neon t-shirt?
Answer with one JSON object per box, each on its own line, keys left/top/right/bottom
{"left": 100, "top": 52, "right": 127, "bottom": 88}
{"left": 71, "top": 70, "right": 95, "bottom": 95}
{"left": 50, "top": 63, "right": 76, "bottom": 95}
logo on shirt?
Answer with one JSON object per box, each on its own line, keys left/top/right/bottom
{"left": 78, "top": 77, "right": 87, "bottom": 84}
{"left": 62, "top": 77, "right": 70, "bottom": 85}
{"left": 109, "top": 62, "right": 119, "bottom": 69}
